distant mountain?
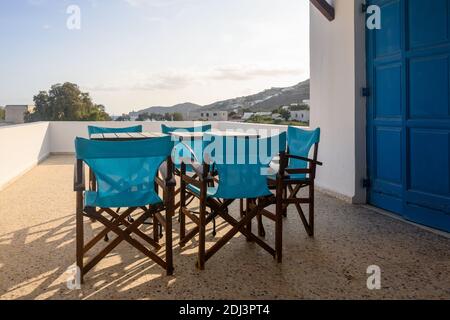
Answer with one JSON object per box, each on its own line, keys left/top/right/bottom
{"left": 131, "top": 102, "right": 202, "bottom": 116}
{"left": 131, "top": 79, "right": 310, "bottom": 115}
{"left": 204, "top": 79, "right": 310, "bottom": 112}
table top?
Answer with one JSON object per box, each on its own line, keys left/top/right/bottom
{"left": 90, "top": 132, "right": 167, "bottom": 141}
{"left": 169, "top": 130, "right": 260, "bottom": 140}
{"left": 90, "top": 130, "right": 260, "bottom": 141}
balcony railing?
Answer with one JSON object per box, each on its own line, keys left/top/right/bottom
{"left": 0, "top": 121, "right": 300, "bottom": 191}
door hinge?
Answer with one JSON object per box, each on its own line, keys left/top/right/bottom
{"left": 361, "top": 3, "right": 368, "bottom": 13}
{"left": 361, "top": 87, "right": 371, "bottom": 97}
{"left": 363, "top": 179, "right": 371, "bottom": 189}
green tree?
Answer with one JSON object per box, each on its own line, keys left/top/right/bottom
{"left": 279, "top": 109, "right": 291, "bottom": 121}
{"left": 0, "top": 107, "right": 4, "bottom": 120}
{"left": 290, "top": 104, "right": 310, "bottom": 111}
{"left": 137, "top": 112, "right": 150, "bottom": 121}
{"left": 116, "top": 114, "right": 131, "bottom": 121}
{"left": 173, "top": 112, "right": 183, "bottom": 121}
{"left": 25, "top": 82, "right": 111, "bottom": 122}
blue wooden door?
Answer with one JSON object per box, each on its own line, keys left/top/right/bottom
{"left": 367, "top": 0, "right": 450, "bottom": 232}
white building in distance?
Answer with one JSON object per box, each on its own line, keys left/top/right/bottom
{"left": 5, "top": 105, "right": 34, "bottom": 124}
{"left": 185, "top": 111, "right": 228, "bottom": 121}
{"left": 290, "top": 110, "right": 310, "bottom": 123}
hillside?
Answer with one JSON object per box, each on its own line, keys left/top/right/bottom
{"left": 131, "top": 102, "right": 202, "bottom": 116}
{"left": 204, "top": 79, "right": 310, "bottom": 112}
{"left": 131, "top": 79, "right": 310, "bottom": 115}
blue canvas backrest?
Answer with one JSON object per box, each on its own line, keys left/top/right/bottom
{"left": 204, "top": 132, "right": 286, "bottom": 199}
{"left": 161, "top": 124, "right": 212, "bottom": 165}
{"left": 287, "top": 127, "right": 320, "bottom": 177}
{"left": 161, "top": 124, "right": 212, "bottom": 134}
{"left": 75, "top": 136, "right": 174, "bottom": 206}
{"left": 88, "top": 125, "right": 143, "bottom": 137}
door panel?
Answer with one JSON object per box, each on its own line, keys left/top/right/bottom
{"left": 409, "top": 55, "right": 449, "bottom": 119}
{"left": 375, "top": 0, "right": 402, "bottom": 58}
{"left": 408, "top": 0, "right": 449, "bottom": 49}
{"left": 375, "top": 64, "right": 402, "bottom": 118}
{"left": 367, "top": 0, "right": 450, "bottom": 232}
{"left": 375, "top": 127, "right": 403, "bottom": 186}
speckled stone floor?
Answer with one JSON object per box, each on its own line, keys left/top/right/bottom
{"left": 0, "top": 155, "right": 449, "bottom": 300}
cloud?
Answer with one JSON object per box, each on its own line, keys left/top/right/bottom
{"left": 85, "top": 64, "right": 305, "bottom": 92}
{"left": 208, "top": 65, "right": 305, "bottom": 81}
{"left": 85, "top": 72, "right": 192, "bottom": 92}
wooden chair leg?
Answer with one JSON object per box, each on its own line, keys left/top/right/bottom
{"left": 165, "top": 206, "right": 174, "bottom": 276}
{"left": 309, "top": 182, "right": 315, "bottom": 237}
{"left": 76, "top": 192, "right": 84, "bottom": 284}
{"left": 179, "top": 170, "right": 186, "bottom": 244}
{"left": 257, "top": 212, "right": 266, "bottom": 237}
{"left": 282, "top": 185, "right": 288, "bottom": 218}
{"left": 164, "top": 175, "right": 175, "bottom": 275}
{"left": 153, "top": 213, "right": 159, "bottom": 242}
{"left": 197, "top": 189, "right": 207, "bottom": 270}
{"left": 275, "top": 183, "right": 283, "bottom": 263}
{"left": 179, "top": 209, "right": 186, "bottom": 247}
{"left": 246, "top": 199, "right": 253, "bottom": 242}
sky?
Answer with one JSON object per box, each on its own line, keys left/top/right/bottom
{"left": 0, "top": 0, "right": 310, "bottom": 115}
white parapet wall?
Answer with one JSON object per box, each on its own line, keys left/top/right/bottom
{"left": 49, "top": 121, "right": 296, "bottom": 153}
{"left": 0, "top": 122, "right": 51, "bottom": 190}
{"left": 49, "top": 121, "right": 216, "bottom": 153}
{"left": 1, "top": 121, "right": 349, "bottom": 201}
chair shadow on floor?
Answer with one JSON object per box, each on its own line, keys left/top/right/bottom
{"left": 0, "top": 202, "right": 285, "bottom": 300}
{"left": 4, "top": 155, "right": 450, "bottom": 300}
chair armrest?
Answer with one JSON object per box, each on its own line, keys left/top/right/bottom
{"left": 180, "top": 157, "right": 206, "bottom": 177}
{"left": 74, "top": 159, "right": 85, "bottom": 192}
{"left": 159, "top": 161, "right": 177, "bottom": 188}
{"left": 286, "top": 154, "right": 323, "bottom": 166}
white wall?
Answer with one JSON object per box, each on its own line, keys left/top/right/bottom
{"left": 50, "top": 121, "right": 216, "bottom": 153}
{"left": 49, "top": 121, "right": 298, "bottom": 153}
{"left": 0, "top": 122, "right": 51, "bottom": 190}
{"left": 0, "top": 117, "right": 350, "bottom": 200}
{"left": 310, "top": 0, "right": 366, "bottom": 203}
{"left": 216, "top": 121, "right": 290, "bottom": 134}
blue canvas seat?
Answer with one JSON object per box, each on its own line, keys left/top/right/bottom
{"left": 186, "top": 184, "right": 218, "bottom": 198}
{"left": 179, "top": 132, "right": 287, "bottom": 269}
{"left": 87, "top": 125, "right": 142, "bottom": 137}
{"left": 74, "top": 136, "right": 176, "bottom": 283}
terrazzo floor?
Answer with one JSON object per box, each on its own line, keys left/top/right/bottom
{"left": 0, "top": 155, "right": 449, "bottom": 300}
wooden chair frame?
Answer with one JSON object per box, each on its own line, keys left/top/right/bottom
{"left": 259, "top": 144, "right": 323, "bottom": 238}
{"left": 178, "top": 160, "right": 284, "bottom": 269}
{"left": 74, "top": 157, "right": 176, "bottom": 284}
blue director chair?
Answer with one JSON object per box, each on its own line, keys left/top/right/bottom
{"left": 74, "top": 136, "right": 176, "bottom": 283}
{"left": 87, "top": 125, "right": 143, "bottom": 192}
{"left": 161, "top": 124, "right": 212, "bottom": 212}
{"left": 179, "top": 132, "right": 287, "bottom": 269}
{"left": 161, "top": 124, "right": 211, "bottom": 171}
{"left": 88, "top": 125, "right": 143, "bottom": 137}
{"left": 261, "top": 127, "right": 322, "bottom": 239}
